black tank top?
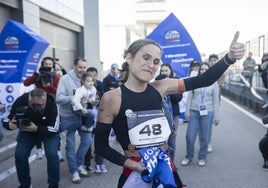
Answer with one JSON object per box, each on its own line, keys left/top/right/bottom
{"left": 112, "top": 84, "right": 162, "bottom": 150}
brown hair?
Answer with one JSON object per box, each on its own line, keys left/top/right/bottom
{"left": 81, "top": 73, "right": 96, "bottom": 86}
{"left": 119, "top": 39, "right": 162, "bottom": 83}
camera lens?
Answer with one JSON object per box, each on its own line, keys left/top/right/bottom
{"left": 262, "top": 114, "right": 268, "bottom": 124}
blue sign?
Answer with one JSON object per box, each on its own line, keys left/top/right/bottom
{"left": 147, "top": 13, "right": 201, "bottom": 78}
{"left": 0, "top": 19, "right": 49, "bottom": 83}
{"left": 0, "top": 19, "right": 49, "bottom": 120}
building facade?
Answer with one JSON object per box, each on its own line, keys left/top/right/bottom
{"left": 0, "top": 0, "right": 101, "bottom": 71}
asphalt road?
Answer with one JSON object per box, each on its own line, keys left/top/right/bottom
{"left": 0, "top": 96, "right": 267, "bottom": 188}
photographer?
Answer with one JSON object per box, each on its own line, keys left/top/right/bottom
{"left": 259, "top": 128, "right": 268, "bottom": 170}
{"left": 0, "top": 103, "right": 5, "bottom": 142}
{"left": 24, "top": 57, "right": 62, "bottom": 160}
{"left": 23, "top": 57, "right": 60, "bottom": 97}
{"left": 3, "top": 88, "right": 60, "bottom": 188}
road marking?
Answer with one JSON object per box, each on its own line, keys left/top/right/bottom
{"left": 0, "top": 142, "right": 16, "bottom": 154}
{"left": 222, "top": 96, "right": 267, "bottom": 127}
{"left": 0, "top": 97, "right": 266, "bottom": 183}
{"left": 0, "top": 153, "right": 36, "bottom": 182}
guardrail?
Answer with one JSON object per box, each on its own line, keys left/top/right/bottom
{"left": 222, "top": 68, "right": 268, "bottom": 116}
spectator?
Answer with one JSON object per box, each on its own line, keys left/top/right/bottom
{"left": 242, "top": 52, "right": 256, "bottom": 85}
{"left": 84, "top": 67, "right": 104, "bottom": 173}
{"left": 207, "top": 53, "right": 222, "bottom": 153}
{"left": 181, "top": 62, "right": 220, "bottom": 167}
{"left": 56, "top": 57, "right": 91, "bottom": 184}
{"left": 260, "top": 114, "right": 268, "bottom": 170}
{"left": 23, "top": 56, "right": 62, "bottom": 160}
{"left": 155, "top": 74, "right": 174, "bottom": 152}
{"left": 179, "top": 60, "right": 200, "bottom": 124}
{"left": 259, "top": 127, "right": 268, "bottom": 170}
{"left": 102, "top": 63, "right": 120, "bottom": 141}
{"left": 103, "top": 63, "right": 120, "bottom": 92}
{"left": 84, "top": 91, "right": 108, "bottom": 173}
{"left": 258, "top": 53, "right": 268, "bottom": 95}
{"left": 72, "top": 73, "right": 96, "bottom": 132}
{"left": 87, "top": 67, "right": 104, "bottom": 96}
{"left": 208, "top": 53, "right": 225, "bottom": 98}
{"left": 54, "top": 65, "right": 63, "bottom": 77}
{"left": 159, "top": 63, "right": 183, "bottom": 161}
{"left": 24, "top": 57, "right": 60, "bottom": 97}
{"left": 0, "top": 102, "right": 5, "bottom": 142}
{"left": 55, "top": 58, "right": 67, "bottom": 75}
{"left": 3, "top": 88, "right": 60, "bottom": 188}
{"left": 188, "top": 60, "right": 200, "bottom": 77}
{"left": 53, "top": 62, "right": 66, "bottom": 162}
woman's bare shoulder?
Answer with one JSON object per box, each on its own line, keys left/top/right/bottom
{"left": 151, "top": 78, "right": 179, "bottom": 96}
{"left": 98, "top": 87, "right": 121, "bottom": 121}
{"left": 101, "top": 87, "right": 121, "bottom": 104}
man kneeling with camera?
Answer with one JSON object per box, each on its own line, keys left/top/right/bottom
{"left": 3, "top": 88, "right": 60, "bottom": 188}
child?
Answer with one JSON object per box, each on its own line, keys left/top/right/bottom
{"left": 84, "top": 91, "right": 108, "bottom": 173}
{"left": 72, "top": 73, "right": 97, "bottom": 132}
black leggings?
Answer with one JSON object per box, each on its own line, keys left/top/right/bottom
{"left": 259, "top": 135, "right": 268, "bottom": 160}
{"left": 117, "top": 173, "right": 127, "bottom": 188}
{"left": 117, "top": 171, "right": 184, "bottom": 188}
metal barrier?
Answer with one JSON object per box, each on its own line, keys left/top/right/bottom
{"left": 222, "top": 68, "right": 268, "bottom": 116}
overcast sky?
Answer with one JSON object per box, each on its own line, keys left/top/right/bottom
{"left": 168, "top": 0, "right": 267, "bottom": 56}
{"left": 99, "top": 0, "right": 267, "bottom": 68}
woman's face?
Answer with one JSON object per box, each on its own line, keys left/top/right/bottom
{"left": 127, "top": 44, "right": 162, "bottom": 83}
{"left": 55, "top": 67, "right": 62, "bottom": 76}
{"left": 43, "top": 59, "right": 54, "bottom": 68}
{"left": 199, "top": 64, "right": 209, "bottom": 75}
{"left": 160, "top": 65, "right": 171, "bottom": 77}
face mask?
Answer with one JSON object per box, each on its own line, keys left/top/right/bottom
{"left": 190, "top": 70, "right": 198, "bottom": 77}
{"left": 31, "top": 103, "right": 45, "bottom": 114}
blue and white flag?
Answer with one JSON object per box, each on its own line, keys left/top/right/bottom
{"left": 139, "top": 147, "right": 176, "bottom": 188}
{"left": 147, "top": 13, "right": 201, "bottom": 78}
{"left": 0, "top": 19, "right": 49, "bottom": 119}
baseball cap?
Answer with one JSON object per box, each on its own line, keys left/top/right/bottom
{"left": 208, "top": 54, "right": 219, "bottom": 60}
{"left": 111, "top": 63, "right": 118, "bottom": 69}
{"left": 190, "top": 60, "right": 200, "bottom": 68}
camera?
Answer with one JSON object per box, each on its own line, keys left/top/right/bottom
{"left": 39, "top": 66, "right": 52, "bottom": 83}
{"left": 263, "top": 114, "right": 268, "bottom": 124}
{"left": 15, "top": 106, "right": 31, "bottom": 127}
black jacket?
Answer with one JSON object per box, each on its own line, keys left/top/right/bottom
{"left": 3, "top": 93, "right": 59, "bottom": 136}
{"left": 103, "top": 73, "right": 119, "bottom": 92}
{"left": 96, "top": 79, "right": 104, "bottom": 96}
{"left": 170, "top": 93, "right": 183, "bottom": 116}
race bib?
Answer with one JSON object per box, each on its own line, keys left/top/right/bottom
{"left": 126, "top": 110, "right": 171, "bottom": 148}
{"left": 122, "top": 171, "right": 152, "bottom": 188}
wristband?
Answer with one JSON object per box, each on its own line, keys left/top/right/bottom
{"left": 178, "top": 79, "right": 185, "bottom": 94}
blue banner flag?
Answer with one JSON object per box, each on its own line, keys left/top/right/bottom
{"left": 0, "top": 19, "right": 49, "bottom": 83}
{"left": 147, "top": 13, "right": 201, "bottom": 78}
{"left": 0, "top": 19, "right": 49, "bottom": 119}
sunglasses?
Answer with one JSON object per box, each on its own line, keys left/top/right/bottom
{"left": 32, "top": 103, "right": 46, "bottom": 111}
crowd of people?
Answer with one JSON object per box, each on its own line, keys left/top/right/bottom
{"left": 1, "top": 31, "right": 268, "bottom": 188}
{"left": 1, "top": 56, "right": 118, "bottom": 187}
{"left": 94, "top": 32, "right": 245, "bottom": 188}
